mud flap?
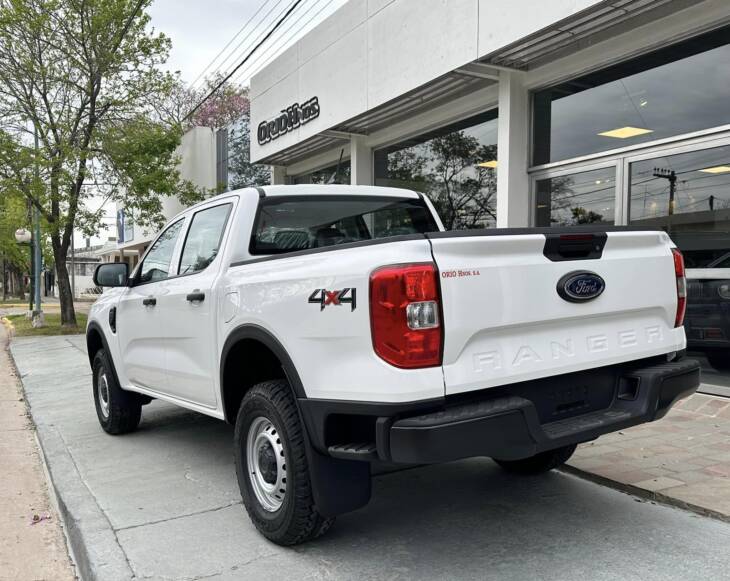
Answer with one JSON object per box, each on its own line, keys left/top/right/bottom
{"left": 304, "top": 440, "right": 371, "bottom": 517}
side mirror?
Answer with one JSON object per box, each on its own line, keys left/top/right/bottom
{"left": 94, "top": 263, "right": 129, "bottom": 287}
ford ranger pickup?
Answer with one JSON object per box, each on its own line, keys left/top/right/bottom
{"left": 88, "top": 184, "right": 700, "bottom": 545}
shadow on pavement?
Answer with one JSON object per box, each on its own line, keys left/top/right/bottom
{"left": 109, "top": 401, "right": 730, "bottom": 581}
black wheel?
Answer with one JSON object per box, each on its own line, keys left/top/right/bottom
{"left": 707, "top": 351, "right": 730, "bottom": 372}
{"left": 494, "top": 444, "right": 577, "bottom": 475}
{"left": 234, "top": 379, "right": 334, "bottom": 545}
{"left": 92, "top": 349, "right": 142, "bottom": 435}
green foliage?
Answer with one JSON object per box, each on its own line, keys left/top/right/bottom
{"left": 0, "top": 0, "right": 206, "bottom": 324}
{"left": 383, "top": 132, "right": 497, "bottom": 230}
{"left": 0, "top": 192, "right": 30, "bottom": 270}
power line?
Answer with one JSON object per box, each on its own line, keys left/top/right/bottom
{"left": 193, "top": 0, "right": 290, "bottom": 90}
{"left": 229, "top": 0, "right": 328, "bottom": 84}
{"left": 232, "top": 0, "right": 335, "bottom": 86}
{"left": 184, "top": 0, "right": 304, "bottom": 122}
{"left": 189, "top": 0, "right": 274, "bottom": 89}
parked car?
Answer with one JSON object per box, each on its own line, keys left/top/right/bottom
{"left": 87, "top": 185, "right": 700, "bottom": 545}
{"left": 685, "top": 251, "right": 730, "bottom": 371}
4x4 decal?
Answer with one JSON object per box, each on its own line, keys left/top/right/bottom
{"left": 308, "top": 288, "right": 357, "bottom": 311}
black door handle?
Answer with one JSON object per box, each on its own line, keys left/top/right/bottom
{"left": 142, "top": 297, "right": 156, "bottom": 306}
{"left": 186, "top": 292, "right": 205, "bottom": 302}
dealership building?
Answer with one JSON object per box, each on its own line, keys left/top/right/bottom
{"left": 250, "top": 0, "right": 730, "bottom": 264}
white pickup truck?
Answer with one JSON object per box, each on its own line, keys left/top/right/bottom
{"left": 88, "top": 185, "right": 700, "bottom": 545}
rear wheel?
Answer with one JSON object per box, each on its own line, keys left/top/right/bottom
{"left": 493, "top": 444, "right": 577, "bottom": 475}
{"left": 92, "top": 349, "right": 142, "bottom": 435}
{"left": 707, "top": 350, "right": 730, "bottom": 371}
{"left": 234, "top": 379, "right": 334, "bottom": 545}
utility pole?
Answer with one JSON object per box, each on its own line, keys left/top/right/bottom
{"left": 71, "top": 233, "right": 76, "bottom": 300}
{"left": 652, "top": 167, "right": 677, "bottom": 231}
{"left": 32, "top": 129, "right": 44, "bottom": 326}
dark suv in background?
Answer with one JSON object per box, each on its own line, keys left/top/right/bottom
{"left": 684, "top": 250, "right": 730, "bottom": 371}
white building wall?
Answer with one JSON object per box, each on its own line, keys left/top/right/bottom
{"left": 250, "top": 0, "right": 605, "bottom": 163}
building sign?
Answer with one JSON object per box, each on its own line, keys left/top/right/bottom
{"left": 257, "top": 97, "right": 320, "bottom": 145}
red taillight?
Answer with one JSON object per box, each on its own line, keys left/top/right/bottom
{"left": 672, "top": 248, "right": 686, "bottom": 328}
{"left": 369, "top": 263, "right": 442, "bottom": 368}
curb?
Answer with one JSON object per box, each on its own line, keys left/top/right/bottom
{"left": 8, "top": 340, "right": 134, "bottom": 581}
{"left": 561, "top": 464, "right": 730, "bottom": 524}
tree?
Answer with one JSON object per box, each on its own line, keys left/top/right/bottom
{"left": 382, "top": 132, "right": 497, "bottom": 230}
{"left": 428, "top": 133, "right": 497, "bottom": 230}
{"left": 0, "top": 0, "right": 202, "bottom": 326}
{"left": 0, "top": 192, "right": 30, "bottom": 300}
{"left": 227, "top": 119, "right": 271, "bottom": 190}
{"left": 157, "top": 75, "right": 269, "bottom": 191}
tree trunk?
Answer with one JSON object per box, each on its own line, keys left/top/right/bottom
{"left": 52, "top": 238, "right": 77, "bottom": 327}
{"left": 15, "top": 267, "right": 25, "bottom": 301}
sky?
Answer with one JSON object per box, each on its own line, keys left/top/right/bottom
{"left": 147, "top": 0, "right": 348, "bottom": 87}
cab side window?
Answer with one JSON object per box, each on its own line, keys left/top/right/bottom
{"left": 138, "top": 219, "right": 185, "bottom": 283}
{"left": 178, "top": 204, "right": 232, "bottom": 275}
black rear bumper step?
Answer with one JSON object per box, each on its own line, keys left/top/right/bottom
{"left": 389, "top": 358, "right": 700, "bottom": 464}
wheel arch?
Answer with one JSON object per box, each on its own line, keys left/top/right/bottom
{"left": 86, "top": 321, "right": 122, "bottom": 387}
{"left": 219, "top": 324, "right": 306, "bottom": 424}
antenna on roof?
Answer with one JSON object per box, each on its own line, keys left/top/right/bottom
{"left": 327, "top": 149, "right": 345, "bottom": 184}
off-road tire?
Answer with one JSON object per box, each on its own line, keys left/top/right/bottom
{"left": 707, "top": 351, "right": 730, "bottom": 372}
{"left": 494, "top": 444, "right": 577, "bottom": 475}
{"left": 234, "top": 379, "right": 334, "bottom": 545}
{"left": 92, "top": 349, "right": 142, "bottom": 435}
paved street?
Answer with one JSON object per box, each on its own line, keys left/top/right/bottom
{"left": 10, "top": 334, "right": 730, "bottom": 581}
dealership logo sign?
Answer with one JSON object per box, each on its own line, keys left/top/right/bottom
{"left": 257, "top": 97, "right": 320, "bottom": 145}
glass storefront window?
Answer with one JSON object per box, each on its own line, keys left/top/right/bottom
{"left": 629, "top": 145, "right": 730, "bottom": 388}
{"left": 533, "top": 27, "right": 730, "bottom": 165}
{"left": 535, "top": 167, "right": 616, "bottom": 227}
{"left": 629, "top": 145, "right": 730, "bottom": 244}
{"left": 374, "top": 110, "right": 498, "bottom": 229}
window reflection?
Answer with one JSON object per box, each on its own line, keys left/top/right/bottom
{"left": 375, "top": 111, "right": 498, "bottom": 229}
{"left": 535, "top": 167, "right": 616, "bottom": 227}
{"left": 534, "top": 27, "right": 730, "bottom": 165}
{"left": 630, "top": 145, "right": 730, "bottom": 387}
{"left": 292, "top": 161, "right": 351, "bottom": 185}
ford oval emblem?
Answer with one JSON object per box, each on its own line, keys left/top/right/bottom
{"left": 557, "top": 271, "right": 605, "bottom": 303}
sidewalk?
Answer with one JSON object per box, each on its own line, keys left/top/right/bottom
{"left": 566, "top": 392, "right": 730, "bottom": 519}
{"left": 0, "top": 325, "right": 75, "bottom": 580}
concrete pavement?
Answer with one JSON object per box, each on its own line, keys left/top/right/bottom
{"left": 0, "top": 326, "right": 75, "bottom": 580}
{"left": 11, "top": 334, "right": 730, "bottom": 580}
{"left": 567, "top": 392, "right": 730, "bottom": 519}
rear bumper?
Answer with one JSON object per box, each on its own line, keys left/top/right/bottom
{"left": 299, "top": 357, "right": 700, "bottom": 464}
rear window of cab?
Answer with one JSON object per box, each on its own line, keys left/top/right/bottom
{"left": 249, "top": 195, "right": 438, "bottom": 255}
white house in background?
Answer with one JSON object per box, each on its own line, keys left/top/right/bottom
{"left": 99, "top": 126, "right": 218, "bottom": 272}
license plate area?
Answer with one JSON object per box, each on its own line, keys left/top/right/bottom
{"left": 483, "top": 366, "right": 620, "bottom": 424}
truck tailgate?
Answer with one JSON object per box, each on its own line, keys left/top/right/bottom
{"left": 428, "top": 229, "right": 686, "bottom": 396}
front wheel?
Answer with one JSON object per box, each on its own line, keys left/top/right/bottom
{"left": 493, "top": 444, "right": 577, "bottom": 475}
{"left": 92, "top": 349, "right": 142, "bottom": 435}
{"left": 234, "top": 380, "right": 334, "bottom": 545}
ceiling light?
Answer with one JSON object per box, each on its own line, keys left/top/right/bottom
{"left": 477, "top": 160, "right": 498, "bottom": 168}
{"left": 595, "top": 180, "right": 602, "bottom": 185}
{"left": 598, "top": 126, "right": 653, "bottom": 139}
{"left": 699, "top": 165, "right": 730, "bottom": 174}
